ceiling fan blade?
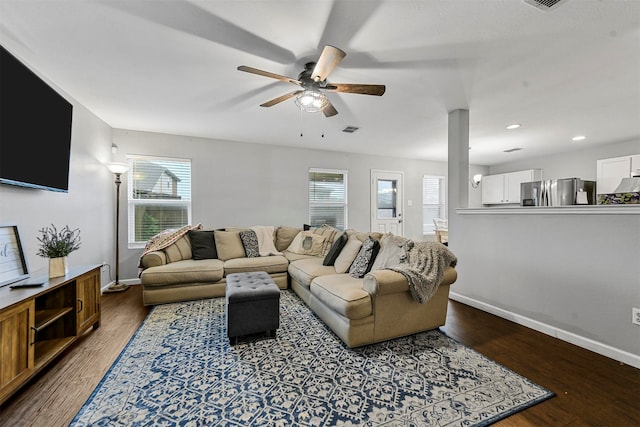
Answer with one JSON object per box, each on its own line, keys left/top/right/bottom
{"left": 311, "top": 45, "right": 346, "bottom": 82}
{"left": 326, "top": 83, "right": 386, "bottom": 96}
{"left": 323, "top": 101, "right": 338, "bottom": 117}
{"left": 260, "top": 90, "right": 302, "bottom": 107}
{"left": 238, "top": 66, "right": 301, "bottom": 86}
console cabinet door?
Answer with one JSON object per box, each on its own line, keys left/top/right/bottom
{"left": 76, "top": 270, "right": 100, "bottom": 333}
{"left": 0, "top": 299, "right": 35, "bottom": 403}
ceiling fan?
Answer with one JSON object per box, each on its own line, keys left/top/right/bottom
{"left": 237, "top": 45, "right": 385, "bottom": 117}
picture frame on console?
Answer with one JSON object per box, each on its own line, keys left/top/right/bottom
{"left": 0, "top": 224, "right": 30, "bottom": 288}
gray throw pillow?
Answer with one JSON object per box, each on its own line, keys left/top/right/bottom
{"left": 239, "top": 229, "right": 260, "bottom": 258}
{"left": 349, "top": 236, "right": 381, "bottom": 278}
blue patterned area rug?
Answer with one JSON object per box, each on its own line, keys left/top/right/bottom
{"left": 71, "top": 290, "right": 553, "bottom": 426}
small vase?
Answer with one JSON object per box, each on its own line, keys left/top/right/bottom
{"left": 49, "top": 256, "right": 68, "bottom": 278}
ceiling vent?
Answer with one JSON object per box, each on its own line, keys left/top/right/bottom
{"left": 342, "top": 126, "right": 359, "bottom": 133}
{"left": 523, "top": 0, "right": 567, "bottom": 12}
{"left": 504, "top": 148, "right": 523, "bottom": 153}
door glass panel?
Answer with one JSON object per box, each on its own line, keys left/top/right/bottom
{"left": 377, "top": 179, "right": 397, "bottom": 219}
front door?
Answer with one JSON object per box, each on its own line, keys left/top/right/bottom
{"left": 371, "top": 170, "right": 404, "bottom": 236}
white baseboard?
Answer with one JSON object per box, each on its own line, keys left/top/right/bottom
{"left": 449, "top": 291, "right": 640, "bottom": 369}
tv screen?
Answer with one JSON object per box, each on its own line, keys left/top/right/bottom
{"left": 1, "top": 45, "right": 73, "bottom": 193}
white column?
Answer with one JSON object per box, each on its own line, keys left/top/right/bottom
{"left": 448, "top": 109, "right": 469, "bottom": 211}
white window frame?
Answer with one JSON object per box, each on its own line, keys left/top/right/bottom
{"left": 126, "top": 154, "right": 192, "bottom": 248}
{"left": 308, "top": 168, "right": 348, "bottom": 230}
{"left": 423, "top": 175, "right": 445, "bottom": 235}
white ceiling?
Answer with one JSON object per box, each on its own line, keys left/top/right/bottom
{"left": 1, "top": 0, "right": 639, "bottom": 165}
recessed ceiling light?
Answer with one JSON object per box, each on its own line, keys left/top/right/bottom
{"left": 572, "top": 135, "right": 586, "bottom": 141}
{"left": 506, "top": 124, "right": 521, "bottom": 130}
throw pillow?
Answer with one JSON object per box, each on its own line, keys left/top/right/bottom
{"left": 323, "top": 232, "right": 348, "bottom": 266}
{"left": 188, "top": 230, "right": 217, "bottom": 260}
{"left": 333, "top": 238, "right": 363, "bottom": 274}
{"left": 239, "top": 229, "right": 260, "bottom": 258}
{"left": 310, "top": 225, "right": 340, "bottom": 256}
{"left": 286, "top": 231, "right": 326, "bottom": 256}
{"left": 214, "top": 230, "right": 246, "bottom": 261}
{"left": 349, "top": 236, "right": 381, "bottom": 278}
{"left": 370, "top": 233, "right": 408, "bottom": 271}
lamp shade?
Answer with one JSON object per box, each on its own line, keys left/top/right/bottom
{"left": 106, "top": 162, "right": 129, "bottom": 174}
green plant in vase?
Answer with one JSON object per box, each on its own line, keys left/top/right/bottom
{"left": 36, "top": 224, "right": 81, "bottom": 278}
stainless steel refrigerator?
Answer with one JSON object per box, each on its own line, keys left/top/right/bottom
{"left": 521, "top": 178, "right": 596, "bottom": 206}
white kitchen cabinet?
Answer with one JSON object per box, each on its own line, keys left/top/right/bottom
{"left": 597, "top": 154, "right": 640, "bottom": 194}
{"left": 482, "top": 169, "right": 542, "bottom": 205}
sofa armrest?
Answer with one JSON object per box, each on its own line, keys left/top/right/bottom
{"left": 141, "top": 250, "right": 167, "bottom": 268}
{"left": 363, "top": 267, "right": 458, "bottom": 296}
{"left": 363, "top": 270, "right": 410, "bottom": 296}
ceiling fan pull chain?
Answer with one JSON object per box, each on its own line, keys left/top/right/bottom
{"left": 300, "top": 109, "right": 303, "bottom": 138}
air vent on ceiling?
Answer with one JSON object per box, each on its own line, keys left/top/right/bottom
{"left": 523, "top": 0, "right": 567, "bottom": 12}
{"left": 504, "top": 148, "right": 523, "bottom": 153}
{"left": 342, "top": 126, "right": 359, "bottom": 133}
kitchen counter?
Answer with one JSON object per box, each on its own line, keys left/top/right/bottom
{"left": 458, "top": 205, "right": 640, "bottom": 215}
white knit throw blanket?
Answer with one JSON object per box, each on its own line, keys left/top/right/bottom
{"left": 386, "top": 240, "right": 457, "bottom": 304}
{"left": 250, "top": 225, "right": 283, "bottom": 256}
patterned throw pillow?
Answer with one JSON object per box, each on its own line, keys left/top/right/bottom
{"left": 239, "top": 229, "right": 260, "bottom": 258}
{"left": 349, "top": 236, "right": 381, "bottom": 278}
{"left": 310, "top": 225, "right": 340, "bottom": 256}
{"left": 286, "top": 231, "right": 327, "bottom": 256}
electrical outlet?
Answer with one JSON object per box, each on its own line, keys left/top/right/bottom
{"left": 101, "top": 262, "right": 108, "bottom": 272}
{"left": 633, "top": 308, "right": 640, "bottom": 326}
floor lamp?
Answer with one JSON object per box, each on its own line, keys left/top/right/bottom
{"left": 105, "top": 162, "right": 130, "bottom": 293}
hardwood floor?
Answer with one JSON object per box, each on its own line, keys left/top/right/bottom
{"left": 1, "top": 285, "right": 638, "bottom": 426}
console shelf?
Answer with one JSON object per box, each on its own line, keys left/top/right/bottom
{"left": 0, "top": 265, "right": 101, "bottom": 404}
{"left": 34, "top": 307, "right": 74, "bottom": 331}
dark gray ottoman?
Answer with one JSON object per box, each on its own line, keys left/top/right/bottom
{"left": 226, "top": 271, "right": 280, "bottom": 343}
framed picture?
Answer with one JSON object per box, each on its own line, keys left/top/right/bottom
{"left": 0, "top": 224, "right": 30, "bottom": 288}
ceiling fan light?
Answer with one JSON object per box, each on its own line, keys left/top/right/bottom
{"left": 295, "top": 89, "right": 327, "bottom": 113}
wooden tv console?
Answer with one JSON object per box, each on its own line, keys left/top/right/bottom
{"left": 0, "top": 264, "right": 101, "bottom": 404}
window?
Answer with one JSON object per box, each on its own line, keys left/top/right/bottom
{"left": 308, "top": 168, "right": 347, "bottom": 230}
{"left": 423, "top": 175, "right": 445, "bottom": 234}
{"left": 127, "top": 155, "right": 192, "bottom": 247}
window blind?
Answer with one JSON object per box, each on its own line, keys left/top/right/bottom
{"left": 127, "top": 155, "right": 192, "bottom": 247}
{"left": 308, "top": 169, "right": 347, "bottom": 230}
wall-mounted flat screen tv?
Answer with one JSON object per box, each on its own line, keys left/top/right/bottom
{"left": 1, "top": 45, "right": 73, "bottom": 193}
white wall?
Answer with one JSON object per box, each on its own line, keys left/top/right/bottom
{"left": 488, "top": 138, "right": 640, "bottom": 180}
{"left": 0, "top": 104, "right": 115, "bottom": 288}
{"left": 112, "top": 129, "right": 452, "bottom": 280}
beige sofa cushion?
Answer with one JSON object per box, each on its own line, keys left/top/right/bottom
{"left": 214, "top": 230, "right": 246, "bottom": 261}
{"left": 311, "top": 274, "right": 372, "bottom": 320}
{"left": 164, "top": 235, "right": 192, "bottom": 263}
{"left": 288, "top": 258, "right": 337, "bottom": 288}
{"left": 223, "top": 255, "right": 289, "bottom": 275}
{"left": 141, "top": 259, "right": 224, "bottom": 286}
{"left": 275, "top": 226, "right": 302, "bottom": 251}
{"left": 346, "top": 230, "right": 384, "bottom": 242}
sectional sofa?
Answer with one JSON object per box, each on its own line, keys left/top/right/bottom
{"left": 139, "top": 225, "right": 457, "bottom": 347}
